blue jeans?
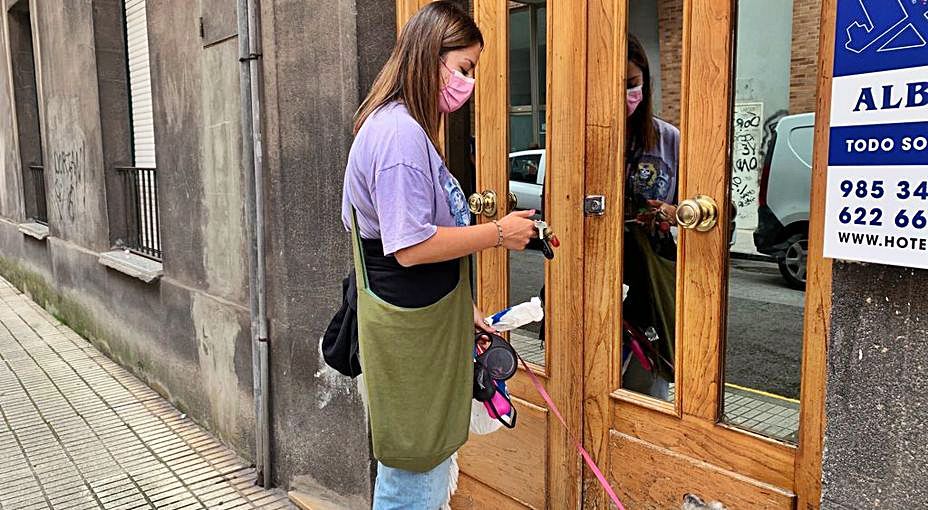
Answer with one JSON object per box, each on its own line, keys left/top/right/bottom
{"left": 373, "top": 455, "right": 454, "bottom": 510}
{"left": 623, "top": 356, "right": 671, "bottom": 400}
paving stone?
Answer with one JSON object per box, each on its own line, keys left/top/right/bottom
{"left": 47, "top": 487, "right": 97, "bottom": 508}
{"left": 13, "top": 499, "right": 51, "bottom": 510}
{"left": 0, "top": 491, "right": 48, "bottom": 508}
{"left": 0, "top": 469, "right": 36, "bottom": 488}
{"left": 249, "top": 492, "right": 287, "bottom": 508}
{"left": 205, "top": 495, "right": 252, "bottom": 509}
{"left": 0, "top": 486, "right": 43, "bottom": 504}
{"left": 203, "top": 490, "right": 248, "bottom": 508}
{"left": 149, "top": 490, "right": 202, "bottom": 509}
{"left": 106, "top": 501, "right": 153, "bottom": 510}
{"left": 51, "top": 493, "right": 103, "bottom": 510}
{"left": 98, "top": 489, "right": 147, "bottom": 507}
{"left": 44, "top": 481, "right": 89, "bottom": 501}
{"left": 191, "top": 479, "right": 236, "bottom": 498}
{"left": 145, "top": 483, "right": 196, "bottom": 508}
{"left": 40, "top": 470, "right": 84, "bottom": 488}
{"left": 93, "top": 480, "right": 138, "bottom": 500}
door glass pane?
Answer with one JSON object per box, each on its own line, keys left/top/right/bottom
{"left": 722, "top": 0, "right": 823, "bottom": 443}
{"left": 508, "top": 0, "right": 547, "bottom": 367}
{"left": 619, "top": 1, "right": 683, "bottom": 402}
{"left": 536, "top": 7, "right": 546, "bottom": 106}
{"left": 509, "top": 7, "right": 532, "bottom": 108}
{"left": 510, "top": 113, "right": 533, "bottom": 152}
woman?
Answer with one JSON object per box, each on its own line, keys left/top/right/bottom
{"left": 621, "top": 35, "right": 681, "bottom": 399}
{"left": 340, "top": 3, "right": 537, "bottom": 508}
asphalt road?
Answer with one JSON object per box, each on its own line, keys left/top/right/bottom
{"left": 507, "top": 250, "right": 805, "bottom": 399}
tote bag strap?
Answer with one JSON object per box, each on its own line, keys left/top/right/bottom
{"left": 349, "top": 208, "right": 371, "bottom": 291}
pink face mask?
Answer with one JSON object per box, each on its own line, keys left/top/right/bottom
{"left": 439, "top": 59, "right": 476, "bottom": 113}
{"left": 626, "top": 85, "right": 643, "bottom": 117}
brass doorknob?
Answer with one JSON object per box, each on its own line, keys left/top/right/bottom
{"left": 507, "top": 192, "right": 518, "bottom": 213}
{"left": 676, "top": 195, "right": 719, "bottom": 232}
{"left": 468, "top": 190, "right": 499, "bottom": 217}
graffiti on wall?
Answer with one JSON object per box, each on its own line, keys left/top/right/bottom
{"left": 53, "top": 142, "right": 85, "bottom": 224}
{"left": 731, "top": 102, "right": 764, "bottom": 229}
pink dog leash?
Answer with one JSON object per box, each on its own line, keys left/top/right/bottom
{"left": 517, "top": 354, "right": 626, "bottom": 510}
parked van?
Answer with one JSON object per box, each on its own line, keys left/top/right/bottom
{"left": 509, "top": 149, "right": 546, "bottom": 214}
{"left": 754, "top": 112, "right": 815, "bottom": 289}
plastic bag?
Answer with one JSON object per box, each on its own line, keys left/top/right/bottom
{"left": 469, "top": 399, "right": 503, "bottom": 435}
{"left": 486, "top": 289, "right": 627, "bottom": 335}
{"left": 484, "top": 297, "right": 544, "bottom": 332}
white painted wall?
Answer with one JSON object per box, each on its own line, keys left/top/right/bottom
{"left": 732, "top": 0, "right": 795, "bottom": 231}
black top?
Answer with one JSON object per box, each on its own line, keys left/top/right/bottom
{"left": 349, "top": 238, "right": 460, "bottom": 309}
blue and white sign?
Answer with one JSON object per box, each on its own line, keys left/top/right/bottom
{"left": 824, "top": 0, "right": 928, "bottom": 269}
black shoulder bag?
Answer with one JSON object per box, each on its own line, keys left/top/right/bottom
{"left": 321, "top": 271, "right": 361, "bottom": 377}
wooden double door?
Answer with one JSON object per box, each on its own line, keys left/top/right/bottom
{"left": 396, "top": 0, "right": 834, "bottom": 508}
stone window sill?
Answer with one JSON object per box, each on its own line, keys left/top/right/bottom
{"left": 98, "top": 250, "right": 163, "bottom": 283}
{"left": 18, "top": 222, "right": 49, "bottom": 241}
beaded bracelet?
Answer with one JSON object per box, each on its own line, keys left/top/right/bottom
{"left": 491, "top": 220, "right": 504, "bottom": 247}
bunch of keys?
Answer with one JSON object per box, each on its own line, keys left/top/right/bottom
{"left": 533, "top": 220, "right": 560, "bottom": 260}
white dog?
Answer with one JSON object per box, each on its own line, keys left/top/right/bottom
{"left": 681, "top": 493, "right": 728, "bottom": 510}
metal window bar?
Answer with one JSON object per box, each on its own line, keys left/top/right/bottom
{"left": 116, "top": 166, "right": 162, "bottom": 260}
{"left": 28, "top": 165, "right": 48, "bottom": 225}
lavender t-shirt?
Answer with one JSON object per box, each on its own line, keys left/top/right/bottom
{"left": 341, "top": 102, "right": 471, "bottom": 256}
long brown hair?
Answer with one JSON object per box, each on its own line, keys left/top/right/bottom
{"left": 627, "top": 35, "right": 658, "bottom": 155}
{"left": 354, "top": 2, "right": 483, "bottom": 150}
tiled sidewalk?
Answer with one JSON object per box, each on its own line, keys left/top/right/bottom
{"left": 0, "top": 277, "right": 294, "bottom": 510}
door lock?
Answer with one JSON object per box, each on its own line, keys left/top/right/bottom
{"left": 584, "top": 195, "right": 606, "bottom": 216}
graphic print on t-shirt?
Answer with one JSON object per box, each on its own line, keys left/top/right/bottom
{"left": 628, "top": 155, "right": 673, "bottom": 202}
{"left": 441, "top": 168, "right": 471, "bottom": 227}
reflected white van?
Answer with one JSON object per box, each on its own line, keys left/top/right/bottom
{"left": 509, "top": 149, "right": 546, "bottom": 214}
{"left": 754, "top": 112, "right": 815, "bottom": 289}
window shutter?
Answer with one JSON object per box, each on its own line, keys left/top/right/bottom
{"left": 124, "top": 0, "right": 156, "bottom": 168}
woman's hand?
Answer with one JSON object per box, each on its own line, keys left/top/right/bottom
{"left": 474, "top": 303, "right": 497, "bottom": 334}
{"left": 393, "top": 210, "right": 538, "bottom": 267}
{"left": 474, "top": 303, "right": 496, "bottom": 349}
{"left": 497, "top": 210, "right": 538, "bottom": 250}
{"left": 646, "top": 200, "right": 677, "bottom": 226}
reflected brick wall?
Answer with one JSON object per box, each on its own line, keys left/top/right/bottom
{"left": 789, "top": 0, "right": 823, "bottom": 114}
{"left": 657, "top": 0, "right": 683, "bottom": 126}
{"left": 654, "top": 0, "right": 822, "bottom": 125}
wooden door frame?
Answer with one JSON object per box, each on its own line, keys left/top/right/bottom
{"left": 580, "top": 0, "right": 834, "bottom": 507}
{"left": 795, "top": 0, "right": 836, "bottom": 507}
{"left": 470, "top": 0, "right": 588, "bottom": 506}
{"left": 580, "top": 0, "right": 626, "bottom": 505}
{"left": 395, "top": 0, "right": 432, "bottom": 32}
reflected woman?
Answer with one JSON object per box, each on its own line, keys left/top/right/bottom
{"left": 621, "top": 35, "right": 680, "bottom": 400}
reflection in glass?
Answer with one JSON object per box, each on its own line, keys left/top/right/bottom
{"left": 509, "top": 8, "right": 532, "bottom": 108}
{"left": 619, "top": 30, "right": 680, "bottom": 402}
{"left": 722, "top": 0, "right": 822, "bottom": 443}
{"left": 508, "top": 2, "right": 546, "bottom": 153}
{"left": 508, "top": 1, "right": 547, "bottom": 367}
